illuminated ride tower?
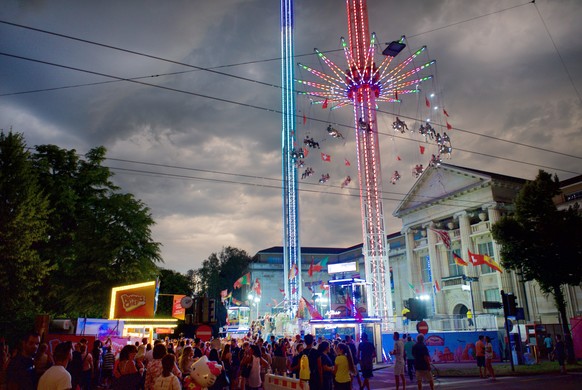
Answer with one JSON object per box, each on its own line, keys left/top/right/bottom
{"left": 297, "top": 0, "right": 435, "bottom": 327}
{"left": 281, "top": 0, "right": 301, "bottom": 314}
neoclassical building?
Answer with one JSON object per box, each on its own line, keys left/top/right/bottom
{"left": 250, "top": 164, "right": 582, "bottom": 330}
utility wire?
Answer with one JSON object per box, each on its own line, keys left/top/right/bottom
{"left": 2, "top": 51, "right": 579, "bottom": 176}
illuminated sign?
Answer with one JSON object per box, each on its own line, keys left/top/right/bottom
{"left": 109, "top": 281, "right": 157, "bottom": 319}
{"left": 327, "top": 262, "right": 357, "bottom": 274}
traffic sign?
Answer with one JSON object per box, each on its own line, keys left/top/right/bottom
{"left": 416, "top": 320, "right": 429, "bottom": 335}
{"left": 196, "top": 324, "right": 213, "bottom": 341}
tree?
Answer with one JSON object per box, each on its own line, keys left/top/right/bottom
{"left": 192, "top": 246, "right": 253, "bottom": 300}
{"left": 32, "top": 144, "right": 162, "bottom": 317}
{"left": 0, "top": 131, "right": 52, "bottom": 337}
{"left": 156, "top": 268, "right": 194, "bottom": 317}
{"left": 491, "top": 170, "right": 582, "bottom": 363}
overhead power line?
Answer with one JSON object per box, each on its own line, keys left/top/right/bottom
{"left": 3, "top": 50, "right": 580, "bottom": 177}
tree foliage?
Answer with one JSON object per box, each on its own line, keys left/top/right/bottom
{"left": 192, "top": 246, "right": 252, "bottom": 300}
{"left": 156, "top": 268, "right": 194, "bottom": 316}
{"left": 491, "top": 170, "right": 582, "bottom": 362}
{"left": 0, "top": 131, "right": 163, "bottom": 330}
{"left": 0, "top": 132, "right": 52, "bottom": 336}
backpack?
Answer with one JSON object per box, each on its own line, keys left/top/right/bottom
{"left": 299, "top": 354, "right": 310, "bottom": 380}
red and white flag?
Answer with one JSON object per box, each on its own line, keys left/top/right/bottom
{"left": 321, "top": 153, "right": 331, "bottom": 162}
{"left": 322, "top": 99, "right": 328, "bottom": 109}
{"left": 431, "top": 228, "right": 451, "bottom": 249}
{"left": 419, "top": 145, "right": 426, "bottom": 155}
{"left": 344, "top": 158, "right": 351, "bottom": 167}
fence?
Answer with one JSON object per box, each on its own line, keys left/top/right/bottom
{"left": 264, "top": 374, "right": 309, "bottom": 390}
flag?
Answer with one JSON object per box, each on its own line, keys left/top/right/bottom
{"left": 483, "top": 254, "right": 503, "bottom": 273}
{"left": 302, "top": 297, "right": 324, "bottom": 320}
{"left": 443, "top": 108, "right": 449, "bottom": 117}
{"left": 431, "top": 229, "right": 451, "bottom": 249}
{"left": 467, "top": 250, "right": 486, "bottom": 266}
{"left": 434, "top": 280, "right": 441, "bottom": 293}
{"left": 289, "top": 264, "right": 298, "bottom": 280}
{"left": 345, "top": 294, "right": 363, "bottom": 322}
{"left": 308, "top": 258, "right": 315, "bottom": 277}
{"left": 321, "top": 153, "right": 331, "bottom": 162}
{"left": 272, "top": 298, "right": 278, "bottom": 306}
{"left": 279, "top": 288, "right": 286, "bottom": 296}
{"left": 397, "top": 156, "right": 401, "bottom": 161}
{"left": 172, "top": 295, "right": 186, "bottom": 320}
{"left": 322, "top": 99, "right": 328, "bottom": 109}
{"left": 231, "top": 297, "right": 243, "bottom": 306}
{"left": 303, "top": 148, "right": 309, "bottom": 158}
{"left": 395, "top": 90, "right": 399, "bottom": 100}
{"left": 408, "top": 282, "right": 415, "bottom": 291}
{"left": 446, "top": 121, "right": 452, "bottom": 130}
{"left": 253, "top": 278, "right": 262, "bottom": 296}
{"left": 234, "top": 272, "right": 251, "bottom": 289}
{"left": 453, "top": 253, "right": 468, "bottom": 266}
{"left": 425, "top": 96, "right": 430, "bottom": 108}
{"left": 344, "top": 158, "right": 351, "bottom": 167}
{"left": 419, "top": 145, "right": 426, "bottom": 155}
{"left": 318, "top": 257, "right": 329, "bottom": 267}
{"left": 303, "top": 113, "right": 307, "bottom": 125}
{"left": 220, "top": 289, "right": 228, "bottom": 298}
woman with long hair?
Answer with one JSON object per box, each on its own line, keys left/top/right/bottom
{"left": 113, "top": 344, "right": 141, "bottom": 390}
{"left": 245, "top": 345, "right": 269, "bottom": 390}
{"left": 179, "top": 346, "right": 194, "bottom": 378}
{"left": 318, "top": 341, "right": 334, "bottom": 390}
{"left": 334, "top": 343, "right": 356, "bottom": 390}
{"left": 153, "top": 354, "right": 181, "bottom": 390}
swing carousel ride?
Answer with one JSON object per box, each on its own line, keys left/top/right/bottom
{"left": 294, "top": 0, "right": 454, "bottom": 327}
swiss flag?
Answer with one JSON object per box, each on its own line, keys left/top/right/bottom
{"left": 321, "top": 153, "right": 331, "bottom": 162}
{"left": 419, "top": 145, "right": 426, "bottom": 155}
{"left": 344, "top": 158, "right": 351, "bottom": 167}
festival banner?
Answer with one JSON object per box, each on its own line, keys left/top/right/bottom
{"left": 172, "top": 295, "right": 186, "bottom": 320}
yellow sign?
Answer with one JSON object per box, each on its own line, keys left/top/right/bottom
{"left": 109, "top": 281, "right": 156, "bottom": 319}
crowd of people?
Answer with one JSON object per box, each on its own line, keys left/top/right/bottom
{"left": 0, "top": 330, "right": 378, "bottom": 390}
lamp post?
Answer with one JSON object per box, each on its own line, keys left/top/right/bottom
{"left": 462, "top": 276, "right": 478, "bottom": 330}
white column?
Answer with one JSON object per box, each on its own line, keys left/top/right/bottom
{"left": 426, "top": 225, "right": 445, "bottom": 315}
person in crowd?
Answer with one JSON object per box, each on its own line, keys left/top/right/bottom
{"left": 271, "top": 339, "right": 286, "bottom": 376}
{"left": 475, "top": 335, "right": 486, "bottom": 378}
{"left": 392, "top": 332, "right": 406, "bottom": 390}
{"left": 37, "top": 342, "right": 73, "bottom": 390}
{"left": 554, "top": 334, "right": 567, "bottom": 374}
{"left": 404, "top": 335, "right": 415, "bottom": 381}
{"left": 113, "top": 345, "right": 141, "bottom": 390}
{"left": 238, "top": 342, "right": 251, "bottom": 390}
{"left": 153, "top": 354, "right": 181, "bottom": 390}
{"left": 101, "top": 346, "right": 115, "bottom": 389}
{"left": 289, "top": 343, "right": 304, "bottom": 379}
{"left": 544, "top": 334, "right": 553, "bottom": 360}
{"left": 91, "top": 340, "right": 102, "bottom": 389}
{"left": 357, "top": 333, "right": 375, "bottom": 390}
{"left": 318, "top": 341, "right": 334, "bottom": 390}
{"left": 145, "top": 344, "right": 180, "bottom": 390}
{"left": 345, "top": 335, "right": 360, "bottom": 388}
{"left": 178, "top": 346, "right": 194, "bottom": 379}
{"left": 301, "top": 334, "right": 322, "bottom": 390}
{"left": 5, "top": 331, "right": 40, "bottom": 390}
{"left": 484, "top": 336, "right": 495, "bottom": 381}
{"left": 259, "top": 346, "right": 271, "bottom": 385}
{"left": 79, "top": 343, "right": 93, "bottom": 390}
{"left": 34, "top": 343, "right": 53, "bottom": 379}
{"left": 412, "top": 334, "right": 434, "bottom": 390}
{"left": 229, "top": 339, "right": 241, "bottom": 390}
{"left": 244, "top": 345, "right": 269, "bottom": 390}
{"left": 333, "top": 343, "right": 355, "bottom": 390}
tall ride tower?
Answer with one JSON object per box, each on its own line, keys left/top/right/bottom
{"left": 281, "top": 0, "right": 301, "bottom": 312}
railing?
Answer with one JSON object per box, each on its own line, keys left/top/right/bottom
{"left": 395, "top": 314, "right": 499, "bottom": 332}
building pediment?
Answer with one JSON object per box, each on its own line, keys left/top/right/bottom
{"left": 393, "top": 164, "right": 494, "bottom": 218}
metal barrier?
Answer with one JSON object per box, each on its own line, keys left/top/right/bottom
{"left": 264, "top": 374, "right": 309, "bottom": 390}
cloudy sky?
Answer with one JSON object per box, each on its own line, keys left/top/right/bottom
{"left": 1, "top": 0, "right": 581, "bottom": 274}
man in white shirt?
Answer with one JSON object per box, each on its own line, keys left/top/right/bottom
{"left": 392, "top": 332, "right": 406, "bottom": 390}
{"left": 38, "top": 341, "right": 73, "bottom": 390}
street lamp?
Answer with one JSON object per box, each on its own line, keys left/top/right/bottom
{"left": 462, "top": 275, "right": 478, "bottom": 330}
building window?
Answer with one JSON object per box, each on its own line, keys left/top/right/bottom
{"left": 478, "top": 242, "right": 495, "bottom": 274}
{"left": 484, "top": 288, "right": 502, "bottom": 314}
{"left": 448, "top": 250, "right": 465, "bottom": 277}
